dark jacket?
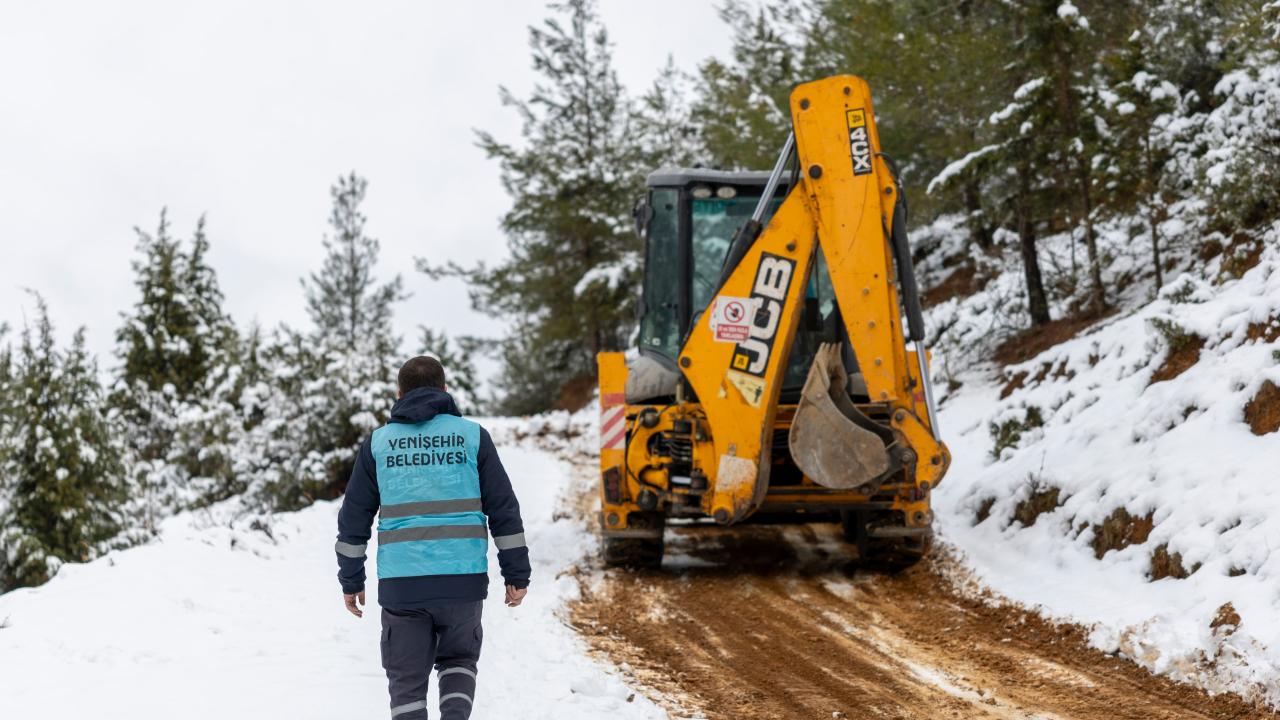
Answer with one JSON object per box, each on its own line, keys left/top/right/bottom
{"left": 335, "top": 387, "right": 530, "bottom": 609}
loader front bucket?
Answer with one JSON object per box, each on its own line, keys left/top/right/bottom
{"left": 788, "top": 343, "right": 891, "bottom": 490}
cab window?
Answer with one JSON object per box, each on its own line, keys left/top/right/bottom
{"left": 637, "top": 189, "right": 680, "bottom": 358}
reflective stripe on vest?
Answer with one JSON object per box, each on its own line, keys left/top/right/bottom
{"left": 372, "top": 414, "right": 487, "bottom": 579}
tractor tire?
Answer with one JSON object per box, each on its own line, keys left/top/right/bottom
{"left": 601, "top": 536, "right": 665, "bottom": 568}
{"left": 601, "top": 512, "right": 666, "bottom": 568}
{"left": 841, "top": 509, "right": 930, "bottom": 573}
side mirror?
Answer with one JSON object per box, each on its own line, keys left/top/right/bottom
{"left": 632, "top": 194, "right": 653, "bottom": 239}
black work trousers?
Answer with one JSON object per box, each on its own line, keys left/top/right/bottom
{"left": 381, "top": 600, "right": 483, "bottom": 719}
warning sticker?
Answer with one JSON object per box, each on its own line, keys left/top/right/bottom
{"left": 726, "top": 369, "right": 767, "bottom": 407}
{"left": 709, "top": 296, "right": 752, "bottom": 343}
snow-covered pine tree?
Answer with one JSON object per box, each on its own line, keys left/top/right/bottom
{"left": 692, "top": 1, "right": 804, "bottom": 170}
{"left": 112, "top": 211, "right": 243, "bottom": 526}
{"left": 246, "top": 173, "right": 403, "bottom": 511}
{"left": 956, "top": 19, "right": 1060, "bottom": 326}
{"left": 234, "top": 327, "right": 308, "bottom": 513}
{"left": 418, "top": 327, "right": 483, "bottom": 414}
{"left": 0, "top": 325, "right": 13, "bottom": 551}
{"left": 0, "top": 297, "right": 127, "bottom": 592}
{"left": 1180, "top": 0, "right": 1280, "bottom": 234}
{"left": 1024, "top": 0, "right": 1115, "bottom": 311}
{"left": 1098, "top": 17, "right": 1184, "bottom": 292}
{"left": 635, "top": 57, "right": 706, "bottom": 169}
{"left": 428, "top": 0, "right": 649, "bottom": 413}
{"left": 116, "top": 212, "right": 236, "bottom": 397}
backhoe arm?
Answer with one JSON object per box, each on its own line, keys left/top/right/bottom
{"left": 680, "top": 75, "right": 948, "bottom": 524}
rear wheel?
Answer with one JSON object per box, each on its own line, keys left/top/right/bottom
{"left": 601, "top": 511, "right": 665, "bottom": 568}
{"left": 602, "top": 536, "right": 665, "bottom": 567}
{"left": 840, "top": 509, "right": 930, "bottom": 573}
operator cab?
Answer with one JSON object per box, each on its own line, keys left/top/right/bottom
{"left": 629, "top": 167, "right": 852, "bottom": 405}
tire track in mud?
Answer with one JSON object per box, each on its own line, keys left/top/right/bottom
{"left": 570, "top": 523, "right": 1275, "bottom": 720}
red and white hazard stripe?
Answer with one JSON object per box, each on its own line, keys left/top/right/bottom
{"left": 600, "top": 404, "right": 627, "bottom": 451}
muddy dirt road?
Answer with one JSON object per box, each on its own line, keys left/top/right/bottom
{"left": 571, "top": 522, "right": 1273, "bottom": 720}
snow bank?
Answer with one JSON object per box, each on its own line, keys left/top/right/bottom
{"left": 0, "top": 435, "right": 663, "bottom": 719}
{"left": 932, "top": 229, "right": 1280, "bottom": 704}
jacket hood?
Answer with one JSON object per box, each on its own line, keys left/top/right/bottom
{"left": 389, "top": 387, "right": 461, "bottom": 424}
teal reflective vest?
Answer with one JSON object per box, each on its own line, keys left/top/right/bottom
{"left": 372, "top": 414, "right": 487, "bottom": 579}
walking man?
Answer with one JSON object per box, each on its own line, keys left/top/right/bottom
{"left": 335, "top": 356, "right": 530, "bottom": 719}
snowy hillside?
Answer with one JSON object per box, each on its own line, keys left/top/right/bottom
{"left": 931, "top": 227, "right": 1280, "bottom": 704}
{"left": 0, "top": 433, "right": 662, "bottom": 720}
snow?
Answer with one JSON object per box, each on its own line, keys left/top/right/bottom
{"left": 1056, "top": 1, "right": 1088, "bottom": 29}
{"left": 927, "top": 143, "right": 1002, "bottom": 195}
{"left": 574, "top": 261, "right": 631, "bottom": 297}
{"left": 931, "top": 231, "right": 1280, "bottom": 705}
{"left": 0, "top": 434, "right": 663, "bottom": 719}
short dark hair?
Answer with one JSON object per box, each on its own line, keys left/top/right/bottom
{"left": 398, "top": 356, "right": 446, "bottom": 393}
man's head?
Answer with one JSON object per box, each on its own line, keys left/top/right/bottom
{"left": 397, "top": 356, "right": 446, "bottom": 398}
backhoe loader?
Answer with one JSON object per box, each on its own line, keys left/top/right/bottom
{"left": 595, "top": 75, "right": 950, "bottom": 568}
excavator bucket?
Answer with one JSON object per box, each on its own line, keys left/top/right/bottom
{"left": 788, "top": 343, "right": 890, "bottom": 490}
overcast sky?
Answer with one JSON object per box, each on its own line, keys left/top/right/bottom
{"left": 0, "top": 1, "right": 732, "bottom": 379}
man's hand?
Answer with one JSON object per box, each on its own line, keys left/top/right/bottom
{"left": 505, "top": 585, "right": 528, "bottom": 607}
{"left": 343, "top": 591, "right": 365, "bottom": 618}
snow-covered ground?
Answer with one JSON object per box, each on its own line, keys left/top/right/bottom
{"left": 931, "top": 232, "right": 1280, "bottom": 705}
{"left": 3, "top": 242, "right": 1277, "bottom": 715}
{"left": 0, "top": 436, "right": 662, "bottom": 719}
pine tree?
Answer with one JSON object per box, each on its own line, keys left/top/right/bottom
{"left": 693, "top": 1, "right": 804, "bottom": 170}
{"left": 112, "top": 211, "right": 242, "bottom": 522}
{"left": 234, "top": 328, "right": 310, "bottom": 512}
{"left": 0, "top": 324, "right": 14, "bottom": 536}
{"left": 804, "top": 0, "right": 1012, "bottom": 227}
{"left": 1099, "top": 14, "right": 1184, "bottom": 291}
{"left": 1180, "top": 0, "right": 1280, "bottom": 231}
{"left": 246, "top": 172, "right": 403, "bottom": 511}
{"left": 0, "top": 296, "right": 127, "bottom": 592}
{"left": 636, "top": 57, "right": 706, "bottom": 168}
{"left": 417, "top": 327, "right": 483, "bottom": 415}
{"left": 1038, "top": 0, "right": 1113, "bottom": 311}
{"left": 928, "top": 8, "right": 1058, "bottom": 326}
{"left": 427, "top": 0, "right": 649, "bottom": 414}
{"left": 116, "top": 212, "right": 236, "bottom": 399}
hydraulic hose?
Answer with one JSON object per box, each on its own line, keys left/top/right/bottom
{"left": 881, "top": 154, "right": 940, "bottom": 438}
{"left": 714, "top": 133, "right": 795, "bottom": 292}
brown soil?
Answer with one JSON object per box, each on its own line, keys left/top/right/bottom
{"left": 923, "top": 263, "right": 988, "bottom": 308}
{"left": 570, "top": 523, "right": 1274, "bottom": 720}
{"left": 1002, "top": 362, "right": 1076, "bottom": 399}
{"left": 1150, "top": 336, "right": 1206, "bottom": 384}
{"left": 1211, "top": 603, "right": 1242, "bottom": 634}
{"left": 999, "top": 371, "right": 1027, "bottom": 400}
{"left": 1150, "top": 543, "right": 1194, "bottom": 580}
{"left": 553, "top": 373, "right": 597, "bottom": 412}
{"left": 1246, "top": 319, "right": 1280, "bottom": 344}
{"left": 995, "top": 310, "right": 1115, "bottom": 366}
{"left": 974, "top": 497, "right": 996, "bottom": 525}
{"left": 1245, "top": 380, "right": 1280, "bottom": 436}
{"left": 1199, "top": 238, "right": 1225, "bottom": 262}
{"left": 1013, "top": 487, "right": 1062, "bottom": 528}
{"left": 1222, "top": 236, "right": 1264, "bottom": 279}
{"left": 1091, "top": 508, "right": 1155, "bottom": 559}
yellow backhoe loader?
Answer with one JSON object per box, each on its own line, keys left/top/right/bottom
{"left": 595, "top": 75, "right": 950, "bottom": 568}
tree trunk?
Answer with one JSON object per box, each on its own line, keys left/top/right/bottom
{"left": 964, "top": 177, "right": 992, "bottom": 251}
{"left": 1148, "top": 199, "right": 1163, "bottom": 291}
{"left": 1077, "top": 158, "right": 1106, "bottom": 311}
{"left": 1017, "top": 162, "right": 1051, "bottom": 326}
{"left": 1145, "top": 136, "right": 1163, "bottom": 292}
